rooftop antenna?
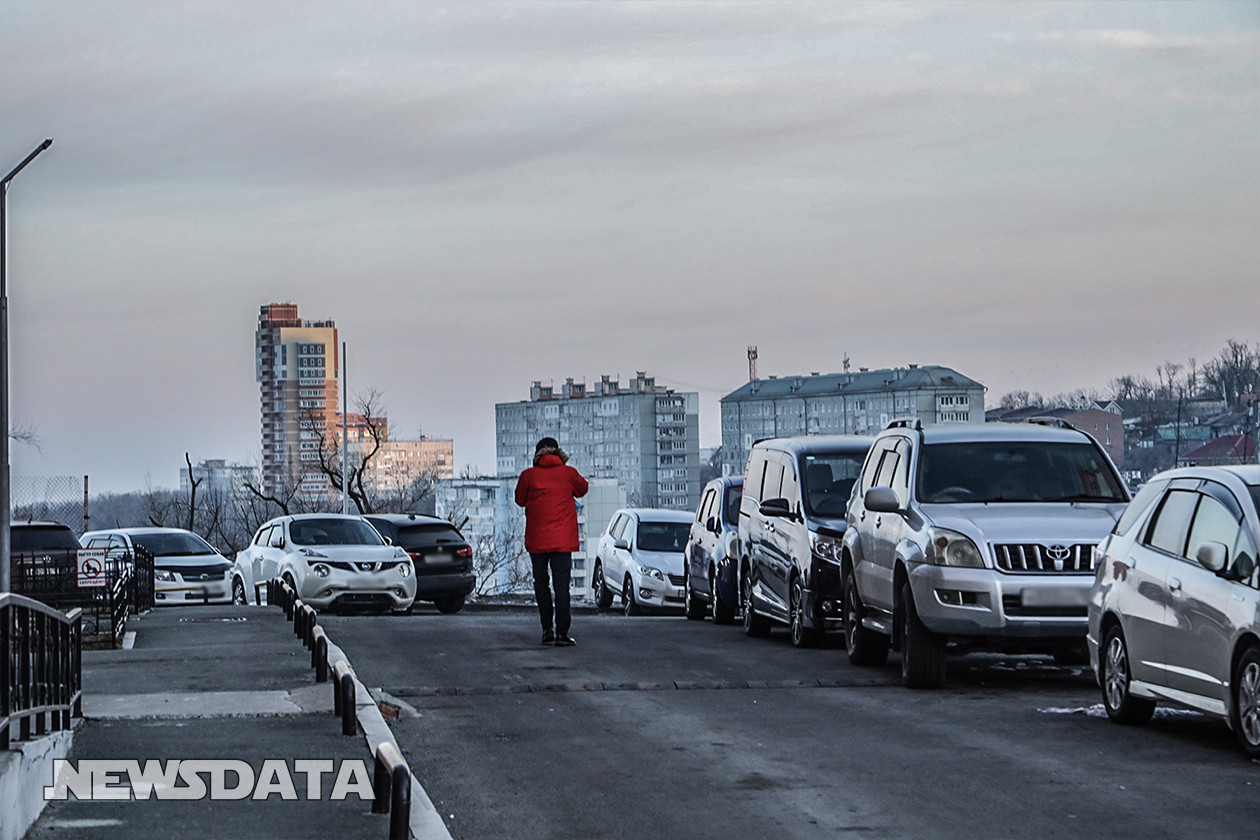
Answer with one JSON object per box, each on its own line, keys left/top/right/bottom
{"left": 843, "top": 353, "right": 851, "bottom": 373}
{"left": 747, "top": 346, "right": 758, "bottom": 381}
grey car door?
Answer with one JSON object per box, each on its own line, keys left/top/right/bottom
{"left": 1125, "top": 487, "right": 1199, "bottom": 687}
{"left": 1162, "top": 485, "right": 1251, "bottom": 702}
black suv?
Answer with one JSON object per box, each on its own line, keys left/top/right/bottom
{"left": 365, "top": 514, "right": 476, "bottom": 614}
{"left": 11, "top": 521, "right": 81, "bottom": 555}
{"left": 738, "top": 436, "right": 874, "bottom": 646}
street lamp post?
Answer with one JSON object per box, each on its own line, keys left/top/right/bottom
{"left": 1, "top": 138, "right": 54, "bottom": 593}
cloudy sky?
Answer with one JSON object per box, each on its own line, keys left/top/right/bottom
{"left": 3, "top": 1, "right": 1257, "bottom": 493}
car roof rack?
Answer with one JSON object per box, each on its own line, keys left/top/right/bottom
{"left": 884, "top": 417, "right": 923, "bottom": 431}
{"left": 1025, "top": 416, "right": 1077, "bottom": 431}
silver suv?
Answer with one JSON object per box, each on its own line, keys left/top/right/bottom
{"left": 841, "top": 418, "right": 1129, "bottom": 688}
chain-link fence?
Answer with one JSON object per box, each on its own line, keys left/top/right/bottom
{"left": 10, "top": 475, "right": 85, "bottom": 532}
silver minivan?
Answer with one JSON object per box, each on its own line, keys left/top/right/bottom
{"left": 1088, "top": 464, "right": 1260, "bottom": 758}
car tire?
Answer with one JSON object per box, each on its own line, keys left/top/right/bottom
{"left": 1230, "top": 646, "right": 1260, "bottom": 758}
{"left": 592, "top": 562, "right": 614, "bottom": 609}
{"left": 434, "top": 595, "right": 464, "bottom": 615}
{"left": 843, "top": 568, "right": 889, "bottom": 667}
{"left": 789, "top": 577, "right": 819, "bottom": 648}
{"left": 232, "top": 578, "right": 247, "bottom": 606}
{"left": 742, "top": 570, "right": 771, "bottom": 638}
{"left": 900, "top": 580, "right": 945, "bottom": 689}
{"left": 684, "top": 571, "right": 706, "bottom": 621}
{"left": 1100, "top": 624, "right": 1156, "bottom": 724}
{"left": 711, "top": 565, "right": 735, "bottom": 625}
{"left": 623, "top": 577, "right": 642, "bottom": 617}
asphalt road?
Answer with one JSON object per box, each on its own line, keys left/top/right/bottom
{"left": 324, "top": 607, "right": 1260, "bottom": 840}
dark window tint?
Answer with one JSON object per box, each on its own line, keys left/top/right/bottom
{"left": 917, "top": 441, "right": 1127, "bottom": 504}
{"left": 394, "top": 523, "right": 465, "bottom": 549}
{"left": 802, "top": 452, "right": 864, "bottom": 517}
{"left": 131, "top": 532, "right": 217, "bottom": 557}
{"left": 289, "top": 518, "right": 384, "bottom": 546}
{"left": 1143, "top": 489, "right": 1199, "bottom": 557}
{"left": 723, "top": 486, "right": 742, "bottom": 526}
{"left": 1114, "top": 479, "right": 1171, "bottom": 537}
{"left": 637, "top": 521, "right": 690, "bottom": 552}
{"left": 12, "top": 526, "right": 80, "bottom": 553}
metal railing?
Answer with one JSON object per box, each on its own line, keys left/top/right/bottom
{"left": 9, "top": 548, "right": 149, "bottom": 646}
{"left": 1, "top": 592, "right": 82, "bottom": 749}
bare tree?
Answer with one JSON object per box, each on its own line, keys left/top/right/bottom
{"left": 1204, "top": 339, "right": 1260, "bottom": 409}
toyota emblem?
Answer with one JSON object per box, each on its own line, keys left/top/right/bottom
{"left": 1046, "top": 544, "right": 1070, "bottom": 571}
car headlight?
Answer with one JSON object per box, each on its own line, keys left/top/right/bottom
{"left": 311, "top": 563, "right": 330, "bottom": 578}
{"left": 300, "top": 547, "right": 328, "bottom": 559}
{"left": 638, "top": 564, "right": 664, "bottom": 581}
{"left": 925, "top": 528, "right": 985, "bottom": 568}
{"left": 154, "top": 569, "right": 176, "bottom": 582}
{"left": 398, "top": 562, "right": 412, "bottom": 579}
{"left": 809, "top": 532, "right": 843, "bottom": 563}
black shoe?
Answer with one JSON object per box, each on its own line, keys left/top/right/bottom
{"left": 555, "top": 635, "right": 576, "bottom": 647}
{"left": 541, "top": 630, "right": 555, "bottom": 645}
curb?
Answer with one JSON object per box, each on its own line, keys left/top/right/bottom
{"left": 323, "top": 636, "right": 453, "bottom": 840}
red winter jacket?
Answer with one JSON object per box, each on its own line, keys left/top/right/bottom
{"left": 514, "top": 450, "right": 589, "bottom": 554}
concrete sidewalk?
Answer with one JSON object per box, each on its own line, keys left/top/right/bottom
{"left": 24, "top": 605, "right": 393, "bottom": 840}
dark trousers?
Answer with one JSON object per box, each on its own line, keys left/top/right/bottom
{"left": 530, "top": 552, "right": 572, "bottom": 636}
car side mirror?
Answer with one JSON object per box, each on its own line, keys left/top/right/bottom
{"left": 1195, "top": 541, "right": 1228, "bottom": 574}
{"left": 614, "top": 538, "right": 630, "bottom": 551}
{"left": 759, "top": 498, "right": 792, "bottom": 518}
{"left": 705, "top": 516, "right": 720, "bottom": 534}
{"left": 864, "top": 486, "right": 901, "bottom": 513}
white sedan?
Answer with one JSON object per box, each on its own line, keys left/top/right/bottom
{"left": 592, "top": 508, "right": 693, "bottom": 615}
{"left": 232, "top": 513, "right": 416, "bottom": 613}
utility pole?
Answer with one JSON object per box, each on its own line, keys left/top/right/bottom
{"left": 1, "top": 139, "right": 54, "bottom": 594}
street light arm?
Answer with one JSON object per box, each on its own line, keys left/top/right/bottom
{"left": 2, "top": 139, "right": 54, "bottom": 188}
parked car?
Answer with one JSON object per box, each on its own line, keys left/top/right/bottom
{"left": 739, "top": 436, "right": 874, "bottom": 646}
{"left": 232, "top": 514, "right": 416, "bottom": 613}
{"left": 80, "top": 527, "right": 232, "bottom": 605}
{"left": 1088, "top": 464, "right": 1260, "bottom": 758}
{"left": 364, "top": 513, "right": 475, "bottom": 614}
{"left": 592, "top": 508, "right": 693, "bottom": 615}
{"left": 12, "top": 521, "right": 81, "bottom": 555}
{"left": 683, "top": 477, "right": 743, "bottom": 623}
{"left": 842, "top": 418, "right": 1130, "bottom": 688}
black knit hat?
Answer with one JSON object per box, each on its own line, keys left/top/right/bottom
{"left": 535, "top": 436, "right": 559, "bottom": 452}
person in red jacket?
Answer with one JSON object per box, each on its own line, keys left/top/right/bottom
{"left": 515, "top": 436, "right": 589, "bottom": 646}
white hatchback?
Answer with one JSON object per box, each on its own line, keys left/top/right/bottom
{"left": 592, "top": 508, "right": 693, "bottom": 615}
{"left": 232, "top": 513, "right": 416, "bottom": 613}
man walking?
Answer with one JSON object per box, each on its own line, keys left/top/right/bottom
{"left": 515, "top": 436, "right": 589, "bottom": 646}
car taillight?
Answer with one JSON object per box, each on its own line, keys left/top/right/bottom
{"left": 407, "top": 551, "right": 422, "bottom": 561}
{"left": 456, "top": 546, "right": 473, "bottom": 559}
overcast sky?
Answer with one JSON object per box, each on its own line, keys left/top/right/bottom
{"left": 4, "top": 1, "right": 1257, "bottom": 494}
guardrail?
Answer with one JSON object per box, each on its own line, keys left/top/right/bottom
{"left": 1, "top": 592, "right": 82, "bottom": 750}
{"left": 9, "top": 547, "right": 149, "bottom": 647}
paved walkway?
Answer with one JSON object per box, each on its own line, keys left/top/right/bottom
{"left": 26, "top": 605, "right": 391, "bottom": 840}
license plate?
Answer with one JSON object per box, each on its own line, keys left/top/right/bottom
{"left": 1022, "top": 586, "right": 1088, "bottom": 607}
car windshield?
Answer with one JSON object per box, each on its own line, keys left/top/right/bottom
{"left": 802, "top": 453, "right": 864, "bottom": 517}
{"left": 637, "top": 521, "right": 689, "bottom": 552}
{"left": 289, "top": 518, "right": 384, "bottom": 547}
{"left": 917, "top": 441, "right": 1127, "bottom": 504}
{"left": 723, "top": 486, "right": 742, "bottom": 527}
{"left": 12, "top": 526, "right": 80, "bottom": 553}
{"left": 131, "top": 532, "right": 217, "bottom": 557}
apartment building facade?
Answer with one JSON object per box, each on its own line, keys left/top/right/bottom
{"left": 255, "top": 303, "right": 340, "bottom": 499}
{"left": 720, "top": 365, "right": 986, "bottom": 477}
{"left": 495, "top": 372, "right": 701, "bottom": 511}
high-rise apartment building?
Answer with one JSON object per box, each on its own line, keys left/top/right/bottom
{"left": 720, "top": 365, "right": 986, "bottom": 477}
{"left": 495, "top": 372, "right": 701, "bottom": 510}
{"left": 255, "top": 303, "right": 340, "bottom": 498}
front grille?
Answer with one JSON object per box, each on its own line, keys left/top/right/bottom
{"left": 170, "top": 565, "right": 231, "bottom": 580}
{"left": 667, "top": 574, "right": 685, "bottom": 586}
{"left": 992, "top": 543, "right": 1095, "bottom": 574}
